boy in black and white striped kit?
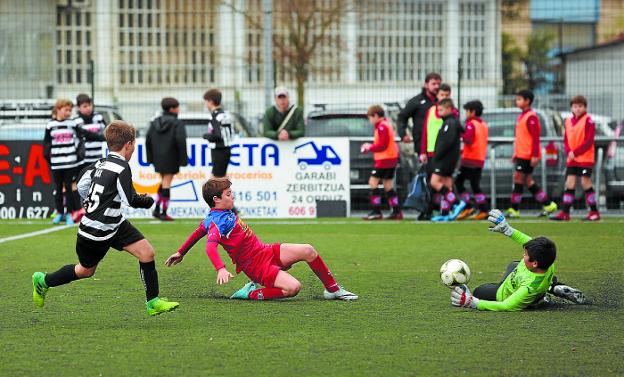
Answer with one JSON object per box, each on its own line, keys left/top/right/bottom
{"left": 43, "top": 99, "right": 84, "bottom": 225}
{"left": 32, "top": 120, "right": 179, "bottom": 316}
{"left": 203, "top": 88, "right": 234, "bottom": 178}
{"left": 75, "top": 93, "right": 107, "bottom": 165}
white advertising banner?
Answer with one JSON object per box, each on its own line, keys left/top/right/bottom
{"left": 123, "top": 137, "right": 350, "bottom": 218}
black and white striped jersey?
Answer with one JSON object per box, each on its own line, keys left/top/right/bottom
{"left": 206, "top": 108, "right": 234, "bottom": 148}
{"left": 43, "top": 118, "right": 83, "bottom": 170}
{"left": 77, "top": 152, "right": 151, "bottom": 241}
{"left": 75, "top": 112, "right": 107, "bottom": 163}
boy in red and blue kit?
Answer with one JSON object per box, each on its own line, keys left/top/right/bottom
{"left": 165, "top": 178, "right": 358, "bottom": 301}
{"left": 360, "top": 105, "right": 402, "bottom": 220}
{"left": 550, "top": 95, "right": 600, "bottom": 221}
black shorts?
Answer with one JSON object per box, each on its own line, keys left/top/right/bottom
{"left": 211, "top": 148, "right": 231, "bottom": 177}
{"left": 371, "top": 167, "right": 395, "bottom": 180}
{"left": 514, "top": 158, "right": 534, "bottom": 174}
{"left": 76, "top": 220, "right": 144, "bottom": 268}
{"left": 431, "top": 164, "right": 454, "bottom": 178}
{"left": 565, "top": 166, "right": 593, "bottom": 177}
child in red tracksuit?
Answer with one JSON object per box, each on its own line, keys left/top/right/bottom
{"left": 456, "top": 100, "right": 490, "bottom": 220}
{"left": 550, "top": 95, "right": 600, "bottom": 221}
{"left": 360, "top": 105, "right": 402, "bottom": 220}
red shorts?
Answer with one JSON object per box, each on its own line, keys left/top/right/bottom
{"left": 241, "top": 243, "right": 283, "bottom": 288}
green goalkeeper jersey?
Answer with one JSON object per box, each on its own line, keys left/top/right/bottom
{"left": 476, "top": 230, "right": 555, "bottom": 312}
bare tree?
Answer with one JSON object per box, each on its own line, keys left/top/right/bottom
{"left": 228, "top": 0, "right": 349, "bottom": 108}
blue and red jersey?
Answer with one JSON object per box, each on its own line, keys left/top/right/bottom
{"left": 177, "top": 209, "right": 265, "bottom": 273}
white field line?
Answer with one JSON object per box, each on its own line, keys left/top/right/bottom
{"left": 0, "top": 225, "right": 76, "bottom": 244}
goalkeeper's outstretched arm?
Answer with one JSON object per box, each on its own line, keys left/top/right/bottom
{"left": 487, "top": 209, "right": 532, "bottom": 246}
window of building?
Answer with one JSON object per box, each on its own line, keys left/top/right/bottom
{"left": 55, "top": 4, "right": 94, "bottom": 85}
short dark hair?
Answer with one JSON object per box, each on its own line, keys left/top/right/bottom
{"left": 439, "top": 83, "right": 451, "bottom": 92}
{"left": 76, "top": 93, "right": 92, "bottom": 106}
{"left": 367, "top": 104, "right": 385, "bottom": 118}
{"left": 516, "top": 89, "right": 535, "bottom": 105}
{"left": 161, "top": 97, "right": 180, "bottom": 112}
{"left": 463, "top": 100, "right": 484, "bottom": 117}
{"left": 203, "top": 89, "right": 222, "bottom": 106}
{"left": 202, "top": 178, "right": 232, "bottom": 208}
{"left": 438, "top": 98, "right": 454, "bottom": 109}
{"left": 425, "top": 72, "right": 442, "bottom": 83}
{"left": 570, "top": 95, "right": 587, "bottom": 107}
{"left": 105, "top": 120, "right": 136, "bottom": 151}
{"left": 524, "top": 236, "right": 557, "bottom": 270}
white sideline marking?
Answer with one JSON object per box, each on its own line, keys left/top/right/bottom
{"left": 0, "top": 225, "right": 75, "bottom": 244}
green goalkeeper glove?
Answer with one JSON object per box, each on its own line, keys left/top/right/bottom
{"left": 450, "top": 285, "right": 479, "bottom": 309}
{"left": 487, "top": 209, "right": 514, "bottom": 237}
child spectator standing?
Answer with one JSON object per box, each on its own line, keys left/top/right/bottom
{"left": 550, "top": 95, "right": 600, "bottom": 221}
{"left": 74, "top": 93, "right": 107, "bottom": 166}
{"left": 43, "top": 99, "right": 84, "bottom": 225}
{"left": 202, "top": 89, "right": 233, "bottom": 178}
{"left": 146, "top": 97, "right": 188, "bottom": 221}
{"left": 360, "top": 105, "right": 402, "bottom": 220}
{"left": 506, "top": 90, "right": 557, "bottom": 218}
{"left": 430, "top": 99, "right": 466, "bottom": 222}
{"left": 456, "top": 100, "right": 490, "bottom": 220}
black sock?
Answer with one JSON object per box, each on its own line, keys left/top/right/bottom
{"left": 385, "top": 189, "right": 400, "bottom": 213}
{"left": 584, "top": 187, "right": 598, "bottom": 212}
{"left": 161, "top": 188, "right": 171, "bottom": 215}
{"left": 154, "top": 186, "right": 162, "bottom": 213}
{"left": 561, "top": 189, "right": 575, "bottom": 213}
{"left": 44, "top": 264, "right": 79, "bottom": 287}
{"left": 528, "top": 183, "right": 549, "bottom": 203}
{"left": 140, "top": 261, "right": 159, "bottom": 301}
{"left": 511, "top": 183, "right": 523, "bottom": 211}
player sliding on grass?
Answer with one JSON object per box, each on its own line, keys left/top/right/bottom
{"left": 165, "top": 177, "right": 358, "bottom": 301}
{"left": 450, "top": 209, "right": 587, "bottom": 311}
{"left": 32, "top": 121, "right": 179, "bottom": 316}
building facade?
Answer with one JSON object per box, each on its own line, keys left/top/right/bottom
{"left": 0, "top": 0, "right": 502, "bottom": 126}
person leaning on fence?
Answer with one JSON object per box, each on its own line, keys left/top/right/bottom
{"left": 262, "top": 87, "right": 304, "bottom": 141}
{"left": 203, "top": 88, "right": 233, "bottom": 178}
{"left": 43, "top": 99, "right": 86, "bottom": 225}
{"left": 506, "top": 90, "right": 557, "bottom": 218}
{"left": 455, "top": 100, "right": 490, "bottom": 221}
{"left": 550, "top": 95, "right": 600, "bottom": 222}
{"left": 360, "top": 105, "right": 402, "bottom": 220}
{"left": 396, "top": 72, "right": 441, "bottom": 221}
{"left": 146, "top": 97, "right": 188, "bottom": 221}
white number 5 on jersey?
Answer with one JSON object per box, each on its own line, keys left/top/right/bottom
{"left": 86, "top": 183, "right": 105, "bottom": 213}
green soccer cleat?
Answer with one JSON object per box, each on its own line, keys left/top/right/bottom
{"left": 146, "top": 297, "right": 179, "bottom": 316}
{"left": 505, "top": 207, "right": 520, "bottom": 218}
{"left": 539, "top": 201, "right": 558, "bottom": 217}
{"left": 32, "top": 272, "right": 49, "bottom": 307}
{"left": 230, "top": 281, "right": 257, "bottom": 299}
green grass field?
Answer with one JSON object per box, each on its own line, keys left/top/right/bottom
{"left": 1, "top": 218, "right": 623, "bottom": 376}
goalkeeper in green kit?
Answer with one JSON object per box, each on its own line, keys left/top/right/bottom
{"left": 450, "top": 209, "right": 588, "bottom": 311}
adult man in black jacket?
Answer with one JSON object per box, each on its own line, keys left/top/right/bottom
{"left": 397, "top": 72, "right": 441, "bottom": 150}
{"left": 397, "top": 72, "right": 441, "bottom": 220}
{"left": 146, "top": 97, "right": 188, "bottom": 221}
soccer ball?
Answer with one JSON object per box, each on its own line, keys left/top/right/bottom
{"left": 440, "top": 259, "right": 471, "bottom": 288}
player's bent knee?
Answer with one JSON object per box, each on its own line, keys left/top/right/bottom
{"left": 303, "top": 244, "right": 318, "bottom": 261}
{"left": 76, "top": 264, "right": 96, "bottom": 278}
{"left": 284, "top": 281, "right": 302, "bottom": 297}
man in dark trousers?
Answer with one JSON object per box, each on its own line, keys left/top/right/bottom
{"left": 397, "top": 72, "right": 441, "bottom": 220}
{"left": 146, "top": 97, "right": 188, "bottom": 221}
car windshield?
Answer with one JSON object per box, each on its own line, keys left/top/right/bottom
{"left": 305, "top": 115, "right": 372, "bottom": 137}
{"left": 0, "top": 124, "right": 45, "bottom": 140}
{"left": 180, "top": 119, "right": 209, "bottom": 138}
{"left": 481, "top": 112, "right": 548, "bottom": 137}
